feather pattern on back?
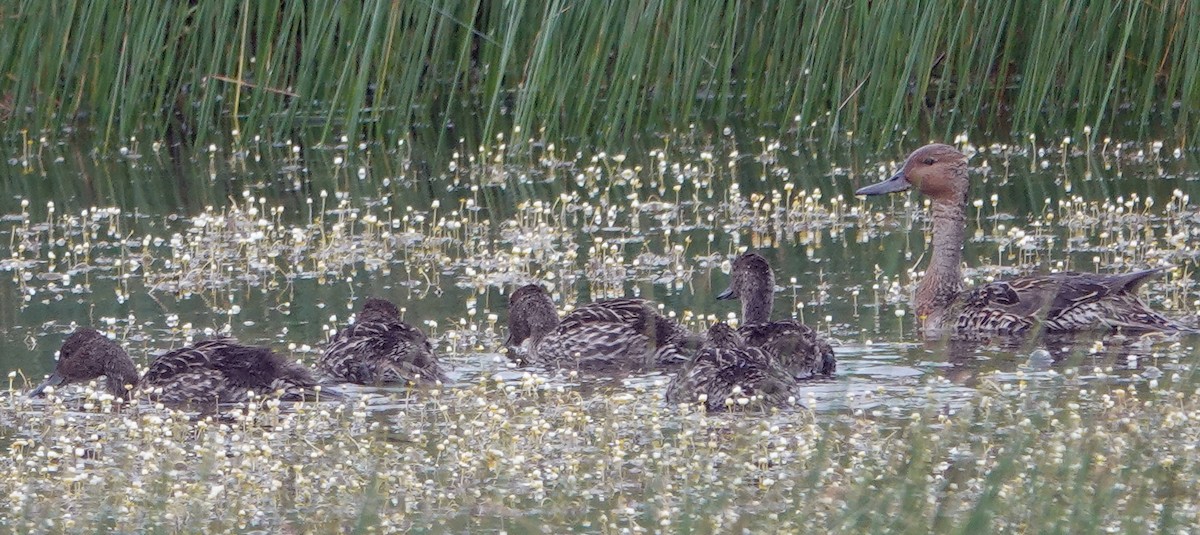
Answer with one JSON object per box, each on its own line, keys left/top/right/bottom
{"left": 954, "top": 269, "right": 1189, "bottom": 335}
{"left": 318, "top": 298, "right": 445, "bottom": 384}
{"left": 666, "top": 323, "right": 800, "bottom": 412}
{"left": 506, "top": 285, "right": 701, "bottom": 368}
{"left": 738, "top": 320, "right": 836, "bottom": 378}
{"left": 144, "top": 337, "right": 322, "bottom": 405}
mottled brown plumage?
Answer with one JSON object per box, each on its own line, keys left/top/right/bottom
{"left": 857, "top": 143, "right": 1191, "bottom": 336}
{"left": 665, "top": 323, "right": 800, "bottom": 412}
{"left": 505, "top": 284, "right": 701, "bottom": 368}
{"left": 30, "top": 328, "right": 328, "bottom": 406}
{"left": 144, "top": 338, "right": 323, "bottom": 404}
{"left": 718, "top": 252, "right": 836, "bottom": 378}
{"left": 318, "top": 298, "right": 445, "bottom": 385}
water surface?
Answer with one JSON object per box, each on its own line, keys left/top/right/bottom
{"left": 3, "top": 133, "right": 1199, "bottom": 413}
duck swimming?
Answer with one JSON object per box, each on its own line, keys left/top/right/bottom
{"left": 29, "top": 328, "right": 327, "bottom": 405}
{"left": 505, "top": 284, "right": 701, "bottom": 368}
{"left": 318, "top": 297, "right": 445, "bottom": 385}
{"left": 856, "top": 143, "right": 1192, "bottom": 336}
{"left": 665, "top": 322, "right": 800, "bottom": 412}
{"left": 718, "top": 252, "right": 836, "bottom": 378}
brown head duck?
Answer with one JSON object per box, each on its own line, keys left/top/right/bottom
{"left": 718, "top": 252, "right": 836, "bottom": 378}
{"left": 30, "top": 328, "right": 328, "bottom": 405}
{"left": 856, "top": 143, "right": 1193, "bottom": 335}
{"left": 28, "top": 328, "right": 138, "bottom": 399}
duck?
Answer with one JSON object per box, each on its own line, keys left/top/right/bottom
{"left": 665, "top": 322, "right": 800, "bottom": 412}
{"left": 856, "top": 143, "right": 1193, "bottom": 336}
{"left": 505, "top": 284, "right": 701, "bottom": 368}
{"left": 29, "top": 327, "right": 328, "bottom": 405}
{"left": 318, "top": 297, "right": 445, "bottom": 385}
{"left": 717, "top": 252, "right": 836, "bottom": 378}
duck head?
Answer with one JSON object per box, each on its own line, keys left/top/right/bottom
{"left": 358, "top": 297, "right": 402, "bottom": 322}
{"left": 505, "top": 284, "right": 561, "bottom": 350}
{"left": 703, "top": 322, "right": 745, "bottom": 349}
{"left": 855, "top": 144, "right": 969, "bottom": 204}
{"left": 717, "top": 252, "right": 776, "bottom": 324}
{"left": 29, "top": 328, "right": 138, "bottom": 399}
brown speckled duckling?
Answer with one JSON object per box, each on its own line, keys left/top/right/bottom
{"left": 718, "top": 252, "right": 836, "bottom": 379}
{"left": 665, "top": 322, "right": 800, "bottom": 412}
{"left": 30, "top": 328, "right": 327, "bottom": 405}
{"left": 505, "top": 284, "right": 700, "bottom": 368}
{"left": 318, "top": 298, "right": 445, "bottom": 385}
{"left": 857, "top": 143, "right": 1193, "bottom": 336}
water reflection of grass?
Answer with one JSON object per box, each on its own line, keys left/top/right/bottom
{"left": 3, "top": 367, "right": 1197, "bottom": 532}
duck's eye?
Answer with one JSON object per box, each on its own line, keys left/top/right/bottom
{"left": 922, "top": 157, "right": 936, "bottom": 165}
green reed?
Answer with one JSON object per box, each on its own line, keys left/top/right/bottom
{"left": 1, "top": 1, "right": 1197, "bottom": 148}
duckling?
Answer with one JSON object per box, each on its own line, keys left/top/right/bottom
{"left": 29, "top": 328, "right": 327, "bottom": 405}
{"left": 505, "top": 284, "right": 700, "bottom": 368}
{"left": 665, "top": 322, "right": 800, "bottom": 412}
{"left": 856, "top": 143, "right": 1194, "bottom": 336}
{"left": 318, "top": 297, "right": 445, "bottom": 385}
{"left": 718, "top": 252, "right": 836, "bottom": 378}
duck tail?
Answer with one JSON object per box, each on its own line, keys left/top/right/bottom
{"left": 1111, "top": 267, "right": 1171, "bottom": 293}
{"left": 1163, "top": 317, "right": 1200, "bottom": 334}
{"left": 1110, "top": 267, "right": 1197, "bottom": 333}
{"left": 301, "top": 383, "right": 343, "bottom": 401}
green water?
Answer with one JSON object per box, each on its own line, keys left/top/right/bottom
{"left": 3, "top": 132, "right": 1199, "bottom": 411}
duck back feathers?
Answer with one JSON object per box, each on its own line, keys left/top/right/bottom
{"left": 739, "top": 320, "right": 836, "bottom": 378}
{"left": 319, "top": 297, "right": 445, "bottom": 385}
{"left": 666, "top": 323, "right": 800, "bottom": 412}
{"left": 145, "top": 338, "right": 321, "bottom": 404}
{"left": 505, "top": 285, "right": 700, "bottom": 368}
{"left": 957, "top": 269, "right": 1190, "bottom": 334}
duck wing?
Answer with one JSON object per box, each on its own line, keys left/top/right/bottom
{"left": 959, "top": 269, "right": 1185, "bottom": 333}
{"left": 667, "top": 345, "right": 798, "bottom": 411}
{"left": 145, "top": 338, "right": 322, "bottom": 404}
{"left": 552, "top": 298, "right": 699, "bottom": 366}
{"left": 142, "top": 338, "right": 242, "bottom": 404}
{"left": 534, "top": 322, "right": 650, "bottom": 367}
{"left": 320, "top": 319, "right": 443, "bottom": 384}
{"left": 558, "top": 298, "right": 654, "bottom": 332}
{"left": 1047, "top": 269, "right": 1186, "bottom": 331}
{"left": 738, "top": 320, "right": 835, "bottom": 378}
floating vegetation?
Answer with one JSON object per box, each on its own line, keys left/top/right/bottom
{"left": 3, "top": 136, "right": 1198, "bottom": 351}
{"left": 4, "top": 366, "right": 1200, "bottom": 531}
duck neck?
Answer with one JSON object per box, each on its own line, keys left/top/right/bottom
{"left": 742, "top": 280, "right": 774, "bottom": 325}
{"left": 526, "top": 305, "right": 561, "bottom": 347}
{"left": 106, "top": 358, "right": 140, "bottom": 399}
{"left": 916, "top": 198, "right": 966, "bottom": 328}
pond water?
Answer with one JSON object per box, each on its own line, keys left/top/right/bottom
{"left": 3, "top": 131, "right": 1200, "bottom": 415}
